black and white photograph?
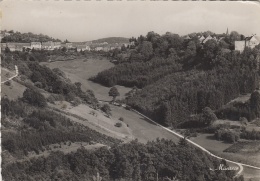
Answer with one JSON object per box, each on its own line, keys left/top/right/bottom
{"left": 0, "top": 1, "right": 260, "bottom": 180}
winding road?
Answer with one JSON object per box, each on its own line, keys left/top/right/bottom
{"left": 109, "top": 104, "right": 260, "bottom": 177}
{"left": 1, "top": 65, "right": 19, "bottom": 84}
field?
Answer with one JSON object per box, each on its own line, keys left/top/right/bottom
{"left": 213, "top": 119, "right": 260, "bottom": 132}
{"left": 41, "top": 57, "right": 181, "bottom": 143}
{"left": 191, "top": 133, "right": 260, "bottom": 178}
{"left": 1, "top": 68, "right": 16, "bottom": 82}
{"left": 41, "top": 58, "right": 131, "bottom": 101}
{"left": 190, "top": 133, "right": 233, "bottom": 152}
{"left": 1, "top": 80, "right": 26, "bottom": 100}
{"left": 243, "top": 166, "right": 260, "bottom": 181}
{"left": 109, "top": 104, "right": 180, "bottom": 143}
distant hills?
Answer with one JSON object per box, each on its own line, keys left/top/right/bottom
{"left": 89, "top": 37, "right": 129, "bottom": 44}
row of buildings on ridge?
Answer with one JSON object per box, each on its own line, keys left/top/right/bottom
{"left": 1, "top": 41, "right": 130, "bottom": 52}
{"left": 184, "top": 33, "right": 260, "bottom": 52}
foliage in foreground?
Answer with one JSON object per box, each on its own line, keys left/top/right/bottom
{"left": 2, "top": 139, "right": 239, "bottom": 181}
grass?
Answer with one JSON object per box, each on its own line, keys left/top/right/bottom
{"left": 224, "top": 141, "right": 260, "bottom": 153}
{"left": 41, "top": 58, "right": 131, "bottom": 101}
{"left": 242, "top": 166, "right": 260, "bottom": 181}
{"left": 49, "top": 101, "right": 133, "bottom": 142}
{"left": 1, "top": 80, "right": 26, "bottom": 100}
{"left": 109, "top": 104, "right": 180, "bottom": 143}
{"left": 1, "top": 68, "right": 16, "bottom": 82}
{"left": 190, "top": 133, "right": 233, "bottom": 152}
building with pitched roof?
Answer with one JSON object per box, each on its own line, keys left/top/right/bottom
{"left": 235, "top": 35, "right": 260, "bottom": 52}
{"left": 31, "top": 42, "right": 41, "bottom": 50}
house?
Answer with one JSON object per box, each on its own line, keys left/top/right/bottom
{"left": 95, "top": 47, "right": 103, "bottom": 51}
{"left": 42, "top": 41, "right": 54, "bottom": 50}
{"left": 53, "top": 42, "right": 61, "bottom": 49}
{"left": 15, "top": 43, "right": 31, "bottom": 51}
{"left": 85, "top": 46, "right": 91, "bottom": 51}
{"left": 1, "top": 43, "right": 7, "bottom": 50}
{"left": 245, "top": 35, "right": 260, "bottom": 48}
{"left": 31, "top": 42, "right": 41, "bottom": 50}
{"left": 75, "top": 44, "right": 87, "bottom": 51}
{"left": 198, "top": 35, "right": 205, "bottom": 43}
{"left": 66, "top": 42, "right": 73, "bottom": 49}
{"left": 6, "top": 43, "right": 16, "bottom": 51}
{"left": 184, "top": 35, "right": 191, "bottom": 40}
{"left": 202, "top": 35, "right": 214, "bottom": 44}
{"left": 235, "top": 35, "right": 260, "bottom": 52}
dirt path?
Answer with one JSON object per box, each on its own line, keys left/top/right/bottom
{"left": 1, "top": 65, "right": 18, "bottom": 84}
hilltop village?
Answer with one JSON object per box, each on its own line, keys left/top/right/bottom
{"left": 1, "top": 30, "right": 259, "bottom": 53}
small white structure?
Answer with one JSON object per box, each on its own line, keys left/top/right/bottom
{"left": 235, "top": 35, "right": 260, "bottom": 52}
{"left": 31, "top": 42, "right": 41, "bottom": 50}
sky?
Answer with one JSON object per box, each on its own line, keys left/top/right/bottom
{"left": 0, "top": 1, "right": 260, "bottom": 42}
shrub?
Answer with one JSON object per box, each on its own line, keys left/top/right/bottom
{"left": 34, "top": 81, "right": 43, "bottom": 88}
{"left": 115, "top": 122, "right": 122, "bottom": 127}
{"left": 23, "top": 88, "right": 47, "bottom": 107}
{"left": 119, "top": 117, "right": 124, "bottom": 121}
{"left": 61, "top": 104, "right": 67, "bottom": 109}
{"left": 101, "top": 104, "right": 112, "bottom": 116}
{"left": 4, "top": 81, "right": 11, "bottom": 86}
{"left": 71, "top": 97, "right": 81, "bottom": 107}
{"left": 20, "top": 75, "right": 27, "bottom": 81}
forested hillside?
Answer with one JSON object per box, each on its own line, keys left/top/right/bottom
{"left": 2, "top": 139, "right": 241, "bottom": 181}
{"left": 91, "top": 31, "right": 260, "bottom": 127}
{"left": 1, "top": 30, "right": 61, "bottom": 43}
{"left": 91, "top": 37, "right": 129, "bottom": 44}
{"left": 1, "top": 49, "right": 122, "bottom": 175}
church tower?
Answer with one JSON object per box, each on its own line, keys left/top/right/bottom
{"left": 226, "top": 28, "right": 229, "bottom": 35}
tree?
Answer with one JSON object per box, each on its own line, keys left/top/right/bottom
{"left": 178, "top": 137, "right": 188, "bottom": 146}
{"left": 249, "top": 91, "right": 260, "bottom": 118}
{"left": 201, "top": 107, "right": 217, "bottom": 126}
{"left": 5, "top": 47, "right": 11, "bottom": 53}
{"left": 185, "top": 41, "right": 196, "bottom": 58}
{"left": 23, "top": 88, "right": 47, "bottom": 107}
{"left": 101, "top": 104, "right": 112, "bottom": 117}
{"left": 138, "top": 41, "right": 153, "bottom": 60}
{"left": 109, "top": 86, "right": 120, "bottom": 102}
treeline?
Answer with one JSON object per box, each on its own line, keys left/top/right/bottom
{"left": 2, "top": 51, "right": 99, "bottom": 107}
{"left": 216, "top": 91, "right": 260, "bottom": 122}
{"left": 1, "top": 30, "right": 61, "bottom": 43}
{"left": 1, "top": 98, "right": 121, "bottom": 158}
{"left": 215, "top": 128, "right": 260, "bottom": 143}
{"left": 91, "top": 32, "right": 260, "bottom": 128}
{"left": 127, "top": 68, "right": 259, "bottom": 127}
{"left": 91, "top": 57, "right": 181, "bottom": 88}
{"left": 91, "top": 30, "right": 248, "bottom": 88}
{"left": 2, "top": 139, "right": 242, "bottom": 181}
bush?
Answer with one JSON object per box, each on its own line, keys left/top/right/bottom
{"left": 101, "top": 104, "right": 112, "bottom": 116}
{"left": 115, "top": 122, "right": 122, "bottom": 127}
{"left": 20, "top": 75, "right": 27, "bottom": 81}
{"left": 215, "top": 128, "right": 240, "bottom": 143}
{"left": 119, "top": 117, "right": 124, "bottom": 121}
{"left": 4, "top": 81, "right": 11, "bottom": 86}
{"left": 61, "top": 104, "right": 67, "bottom": 109}
{"left": 71, "top": 97, "right": 81, "bottom": 107}
{"left": 23, "top": 88, "right": 47, "bottom": 107}
{"left": 34, "top": 81, "right": 43, "bottom": 88}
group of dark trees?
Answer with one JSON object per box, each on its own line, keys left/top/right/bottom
{"left": 216, "top": 91, "right": 260, "bottom": 122}
{"left": 1, "top": 97, "right": 121, "bottom": 159}
{"left": 91, "top": 57, "right": 182, "bottom": 88}
{"left": 91, "top": 31, "right": 260, "bottom": 128}
{"left": 214, "top": 127, "right": 260, "bottom": 143}
{"left": 1, "top": 30, "right": 61, "bottom": 43}
{"left": 2, "top": 139, "right": 243, "bottom": 181}
{"left": 2, "top": 50, "right": 99, "bottom": 108}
